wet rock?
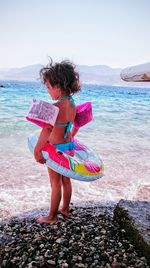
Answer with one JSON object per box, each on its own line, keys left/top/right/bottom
{"left": 114, "top": 199, "right": 150, "bottom": 265}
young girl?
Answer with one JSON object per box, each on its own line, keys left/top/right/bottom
{"left": 34, "top": 59, "right": 81, "bottom": 224}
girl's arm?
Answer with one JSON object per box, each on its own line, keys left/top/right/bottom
{"left": 34, "top": 125, "right": 52, "bottom": 164}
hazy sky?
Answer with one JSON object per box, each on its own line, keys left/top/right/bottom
{"left": 1, "top": 0, "right": 150, "bottom": 68}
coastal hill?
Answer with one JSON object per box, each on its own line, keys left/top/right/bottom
{"left": 0, "top": 64, "right": 43, "bottom": 82}
{"left": 0, "top": 63, "right": 150, "bottom": 87}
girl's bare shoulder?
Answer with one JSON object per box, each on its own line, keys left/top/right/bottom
{"left": 53, "top": 99, "right": 76, "bottom": 122}
{"left": 53, "top": 100, "right": 66, "bottom": 111}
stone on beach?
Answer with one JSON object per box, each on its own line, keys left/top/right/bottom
{"left": 0, "top": 202, "right": 149, "bottom": 267}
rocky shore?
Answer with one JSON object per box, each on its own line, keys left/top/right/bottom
{"left": 0, "top": 203, "right": 149, "bottom": 268}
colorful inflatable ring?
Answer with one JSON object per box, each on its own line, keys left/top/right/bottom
{"left": 28, "top": 133, "right": 104, "bottom": 182}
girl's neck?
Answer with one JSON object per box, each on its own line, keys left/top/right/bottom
{"left": 56, "top": 95, "right": 75, "bottom": 107}
{"left": 56, "top": 95, "right": 70, "bottom": 102}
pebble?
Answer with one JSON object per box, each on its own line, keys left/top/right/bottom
{"left": 47, "top": 259, "right": 56, "bottom": 265}
{"left": 61, "top": 262, "right": 69, "bottom": 267}
{"left": 0, "top": 206, "right": 149, "bottom": 267}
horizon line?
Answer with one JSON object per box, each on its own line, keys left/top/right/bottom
{"left": 0, "top": 62, "right": 127, "bottom": 70}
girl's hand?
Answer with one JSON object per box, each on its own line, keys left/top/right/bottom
{"left": 34, "top": 148, "right": 46, "bottom": 164}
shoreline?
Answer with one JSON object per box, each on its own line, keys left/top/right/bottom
{"left": 1, "top": 200, "right": 149, "bottom": 267}
{"left": 0, "top": 200, "right": 117, "bottom": 224}
{"left": 1, "top": 79, "right": 150, "bottom": 88}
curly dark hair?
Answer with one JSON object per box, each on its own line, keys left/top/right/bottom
{"left": 40, "top": 58, "right": 81, "bottom": 95}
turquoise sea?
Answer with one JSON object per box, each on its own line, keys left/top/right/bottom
{"left": 0, "top": 80, "right": 150, "bottom": 219}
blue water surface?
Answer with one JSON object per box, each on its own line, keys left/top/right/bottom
{"left": 0, "top": 80, "right": 150, "bottom": 148}
{"left": 0, "top": 80, "right": 150, "bottom": 216}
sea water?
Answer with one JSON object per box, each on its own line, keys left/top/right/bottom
{"left": 0, "top": 80, "right": 150, "bottom": 219}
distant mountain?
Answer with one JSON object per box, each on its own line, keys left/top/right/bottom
{"left": 77, "top": 64, "right": 121, "bottom": 75}
{"left": 0, "top": 63, "right": 150, "bottom": 87}
{"left": 77, "top": 65, "right": 121, "bottom": 85}
{"left": 0, "top": 64, "right": 43, "bottom": 81}
{"left": 0, "top": 63, "right": 121, "bottom": 84}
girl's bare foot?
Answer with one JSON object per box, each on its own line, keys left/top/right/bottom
{"left": 59, "top": 208, "right": 70, "bottom": 217}
{"left": 35, "top": 216, "right": 58, "bottom": 224}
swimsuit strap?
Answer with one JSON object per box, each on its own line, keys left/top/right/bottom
{"left": 55, "top": 95, "right": 75, "bottom": 138}
{"left": 64, "top": 122, "right": 72, "bottom": 138}
{"left": 55, "top": 122, "right": 73, "bottom": 138}
{"left": 56, "top": 95, "right": 75, "bottom": 108}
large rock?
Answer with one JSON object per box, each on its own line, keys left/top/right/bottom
{"left": 120, "top": 62, "right": 150, "bottom": 82}
{"left": 114, "top": 199, "right": 150, "bottom": 265}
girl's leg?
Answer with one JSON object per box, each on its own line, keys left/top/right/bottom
{"left": 49, "top": 168, "right": 62, "bottom": 219}
{"left": 36, "top": 168, "right": 62, "bottom": 224}
{"left": 59, "top": 176, "right": 72, "bottom": 217}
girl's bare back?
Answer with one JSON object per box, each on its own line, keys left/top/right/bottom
{"left": 48, "top": 98, "right": 76, "bottom": 144}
